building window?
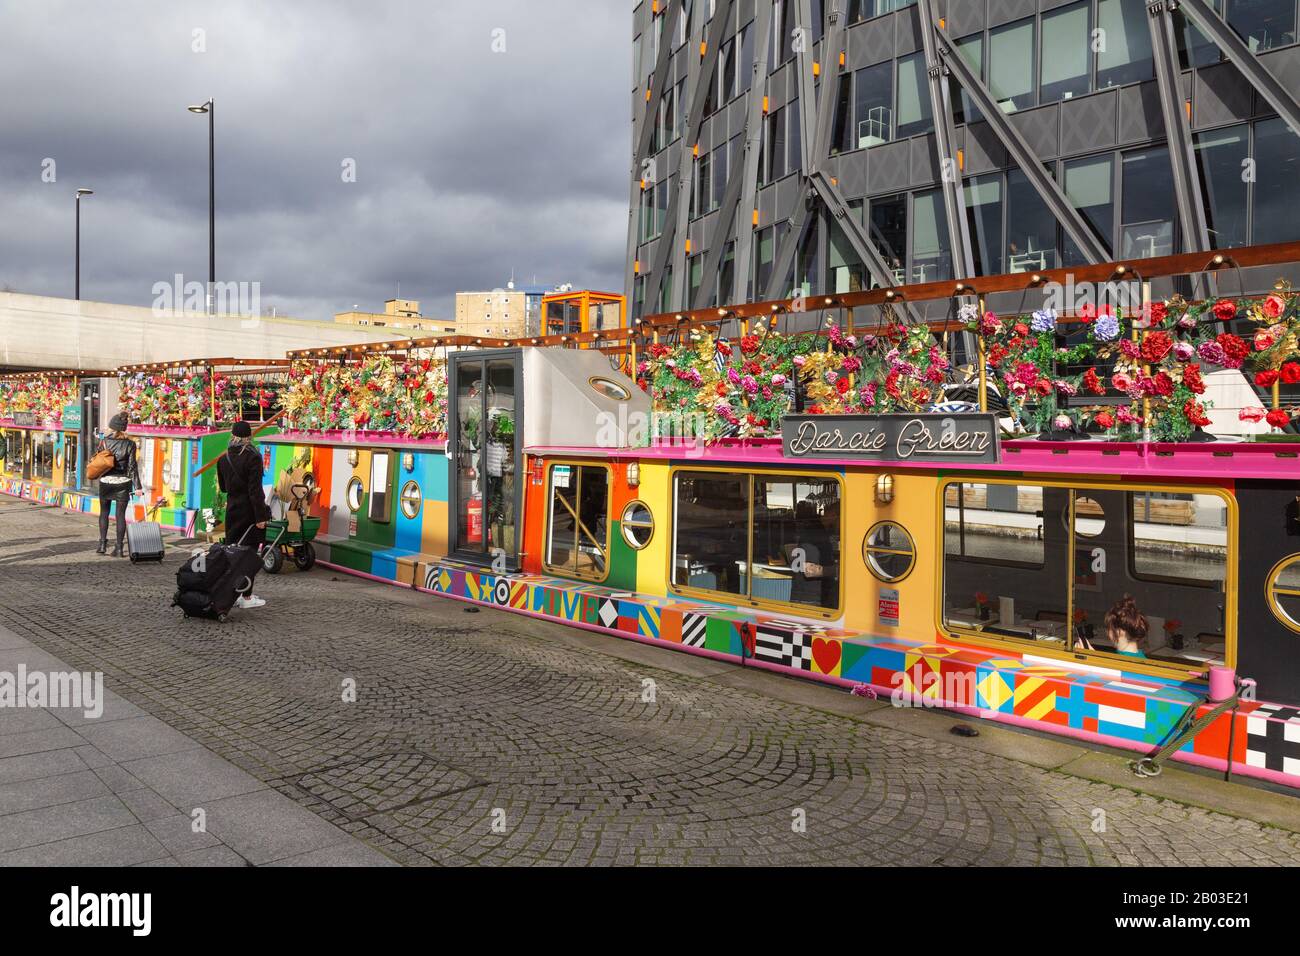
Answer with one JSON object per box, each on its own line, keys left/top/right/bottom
{"left": 621, "top": 500, "right": 655, "bottom": 550}
{"left": 766, "top": 106, "right": 787, "bottom": 180}
{"left": 1195, "top": 125, "right": 1250, "bottom": 249}
{"left": 990, "top": 18, "right": 1035, "bottom": 112}
{"left": 1041, "top": 1, "right": 1091, "bottom": 103}
{"left": 1227, "top": 0, "right": 1298, "bottom": 52}
{"left": 869, "top": 193, "right": 908, "bottom": 282}
{"left": 910, "top": 189, "right": 952, "bottom": 283}
{"left": 1063, "top": 154, "right": 1115, "bottom": 265}
{"left": 1254, "top": 116, "right": 1300, "bottom": 246}
{"left": 895, "top": 52, "right": 933, "bottom": 139}
{"left": 545, "top": 463, "right": 611, "bottom": 581}
{"left": 671, "top": 469, "right": 842, "bottom": 613}
{"left": 944, "top": 481, "right": 1231, "bottom": 673}
{"left": 710, "top": 142, "right": 727, "bottom": 212}
{"left": 1007, "top": 167, "right": 1057, "bottom": 273}
{"left": 863, "top": 521, "right": 915, "bottom": 583}
{"left": 965, "top": 175, "right": 1004, "bottom": 276}
{"left": 853, "top": 61, "right": 893, "bottom": 147}
{"left": 1266, "top": 554, "right": 1300, "bottom": 635}
{"left": 1121, "top": 146, "right": 1176, "bottom": 259}
{"left": 951, "top": 34, "right": 983, "bottom": 124}
{"left": 1097, "top": 0, "right": 1154, "bottom": 88}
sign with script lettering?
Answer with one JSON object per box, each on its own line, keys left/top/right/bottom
{"left": 781, "top": 413, "right": 1001, "bottom": 465}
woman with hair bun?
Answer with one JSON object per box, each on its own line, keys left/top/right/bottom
{"left": 1104, "top": 595, "right": 1149, "bottom": 659}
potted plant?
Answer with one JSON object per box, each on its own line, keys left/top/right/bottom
{"left": 1164, "top": 618, "right": 1184, "bottom": 651}
{"left": 974, "top": 592, "right": 991, "bottom": 621}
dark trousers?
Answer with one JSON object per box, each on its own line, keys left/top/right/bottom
{"left": 97, "top": 482, "right": 131, "bottom": 547}
{"left": 225, "top": 521, "right": 265, "bottom": 597}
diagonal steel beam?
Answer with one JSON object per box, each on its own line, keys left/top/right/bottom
{"left": 1147, "top": 1, "right": 1211, "bottom": 252}
{"left": 640, "top": 0, "right": 737, "bottom": 314}
{"left": 693, "top": 0, "right": 775, "bottom": 310}
{"left": 934, "top": 22, "right": 1110, "bottom": 263}
{"left": 917, "top": 0, "right": 974, "bottom": 279}
{"left": 1174, "top": 0, "right": 1300, "bottom": 137}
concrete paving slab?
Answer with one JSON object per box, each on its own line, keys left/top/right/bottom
{"left": 117, "top": 788, "right": 181, "bottom": 824}
{"left": 0, "top": 823, "right": 169, "bottom": 867}
{"left": 0, "top": 628, "right": 32, "bottom": 651}
{"left": 46, "top": 691, "right": 146, "bottom": 727}
{"left": 0, "top": 708, "right": 62, "bottom": 736}
{"left": 265, "top": 841, "right": 398, "bottom": 867}
{"left": 142, "top": 813, "right": 222, "bottom": 855}
{"left": 0, "top": 725, "right": 84, "bottom": 760}
{"left": 174, "top": 845, "right": 250, "bottom": 866}
{"left": 120, "top": 749, "right": 267, "bottom": 807}
{"left": 0, "top": 794, "right": 137, "bottom": 852}
{"left": 0, "top": 749, "right": 88, "bottom": 786}
{"left": 0, "top": 769, "right": 110, "bottom": 817}
{"left": 0, "top": 646, "right": 74, "bottom": 673}
{"left": 77, "top": 714, "right": 204, "bottom": 762}
{"left": 202, "top": 788, "right": 361, "bottom": 866}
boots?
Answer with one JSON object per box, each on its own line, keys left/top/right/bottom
{"left": 95, "top": 540, "right": 107, "bottom": 555}
{"left": 111, "top": 543, "right": 123, "bottom": 558}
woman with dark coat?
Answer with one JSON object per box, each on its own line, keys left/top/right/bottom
{"left": 217, "top": 420, "right": 272, "bottom": 609}
{"left": 97, "top": 413, "right": 141, "bottom": 557}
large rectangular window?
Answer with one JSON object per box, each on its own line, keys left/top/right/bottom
{"left": 869, "top": 193, "right": 908, "bottom": 281}
{"left": 990, "top": 18, "right": 1035, "bottom": 112}
{"left": 1097, "top": 0, "right": 1154, "bottom": 87}
{"left": 895, "top": 52, "right": 933, "bottom": 139}
{"left": 545, "top": 463, "right": 611, "bottom": 581}
{"left": 1041, "top": 1, "right": 1091, "bottom": 103}
{"left": 673, "top": 470, "right": 842, "bottom": 613}
{"left": 911, "top": 189, "right": 952, "bottom": 283}
{"left": 951, "top": 34, "right": 983, "bottom": 125}
{"left": 1007, "top": 167, "right": 1057, "bottom": 272}
{"left": 965, "top": 175, "right": 1004, "bottom": 275}
{"left": 1227, "top": 0, "right": 1297, "bottom": 51}
{"left": 1121, "top": 146, "right": 1176, "bottom": 259}
{"left": 853, "top": 61, "right": 893, "bottom": 147}
{"left": 1195, "top": 126, "right": 1250, "bottom": 249}
{"left": 1254, "top": 116, "right": 1300, "bottom": 245}
{"left": 943, "top": 481, "right": 1232, "bottom": 673}
{"left": 1063, "top": 154, "right": 1115, "bottom": 265}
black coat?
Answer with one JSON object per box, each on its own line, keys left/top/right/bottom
{"left": 98, "top": 435, "right": 142, "bottom": 492}
{"left": 217, "top": 443, "right": 271, "bottom": 539}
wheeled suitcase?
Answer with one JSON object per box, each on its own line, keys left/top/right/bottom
{"left": 126, "top": 501, "right": 166, "bottom": 563}
{"left": 172, "top": 527, "right": 281, "bottom": 623}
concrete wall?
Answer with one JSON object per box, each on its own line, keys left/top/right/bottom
{"left": 0, "top": 292, "right": 402, "bottom": 371}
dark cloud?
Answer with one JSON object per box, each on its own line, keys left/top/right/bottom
{"left": 0, "top": 0, "right": 632, "bottom": 320}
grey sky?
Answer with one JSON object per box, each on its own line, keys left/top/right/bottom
{"left": 0, "top": 0, "right": 631, "bottom": 321}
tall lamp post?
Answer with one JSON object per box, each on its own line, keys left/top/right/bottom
{"left": 187, "top": 99, "right": 214, "bottom": 314}
{"left": 74, "top": 187, "right": 93, "bottom": 300}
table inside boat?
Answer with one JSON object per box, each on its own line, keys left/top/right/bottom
{"left": 946, "top": 607, "right": 1067, "bottom": 645}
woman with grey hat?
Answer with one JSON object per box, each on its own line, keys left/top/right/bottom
{"left": 96, "top": 413, "right": 141, "bottom": 556}
{"left": 216, "top": 420, "right": 271, "bottom": 609}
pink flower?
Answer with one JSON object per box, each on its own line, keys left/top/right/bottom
{"left": 1239, "top": 406, "right": 1267, "bottom": 424}
{"left": 1173, "top": 342, "right": 1195, "bottom": 361}
{"left": 727, "top": 367, "right": 741, "bottom": 385}
{"left": 1111, "top": 372, "right": 1132, "bottom": 392}
{"left": 771, "top": 374, "right": 786, "bottom": 386}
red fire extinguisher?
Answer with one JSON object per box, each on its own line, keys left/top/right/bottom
{"left": 466, "top": 497, "right": 482, "bottom": 543}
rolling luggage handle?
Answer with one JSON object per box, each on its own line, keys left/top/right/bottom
{"left": 229, "top": 524, "right": 286, "bottom": 598}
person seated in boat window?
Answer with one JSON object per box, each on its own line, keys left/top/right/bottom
{"left": 1079, "top": 595, "right": 1148, "bottom": 658}
{"left": 786, "top": 500, "right": 840, "bottom": 608}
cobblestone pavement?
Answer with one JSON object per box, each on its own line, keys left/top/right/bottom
{"left": 1, "top": 499, "right": 1298, "bottom": 866}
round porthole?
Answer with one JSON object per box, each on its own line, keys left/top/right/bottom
{"left": 1266, "top": 554, "right": 1300, "bottom": 636}
{"left": 346, "top": 476, "right": 364, "bottom": 513}
{"left": 400, "top": 480, "right": 422, "bottom": 519}
{"left": 620, "top": 499, "right": 654, "bottom": 550}
{"left": 1069, "top": 495, "right": 1105, "bottom": 538}
{"left": 863, "top": 520, "right": 915, "bottom": 583}
{"left": 589, "top": 376, "right": 631, "bottom": 402}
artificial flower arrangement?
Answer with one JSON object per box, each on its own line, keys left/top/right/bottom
{"left": 282, "top": 356, "right": 448, "bottom": 437}
{"left": 118, "top": 369, "right": 214, "bottom": 427}
{"left": 0, "top": 376, "right": 77, "bottom": 426}
{"left": 967, "top": 286, "right": 1300, "bottom": 440}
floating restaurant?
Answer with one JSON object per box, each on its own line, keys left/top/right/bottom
{"left": 5, "top": 245, "right": 1300, "bottom": 788}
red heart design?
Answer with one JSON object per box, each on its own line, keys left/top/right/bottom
{"left": 812, "top": 637, "right": 841, "bottom": 674}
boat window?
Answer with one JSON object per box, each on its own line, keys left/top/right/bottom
{"left": 346, "top": 476, "right": 364, "bottom": 513}
{"left": 400, "top": 480, "right": 422, "bottom": 519}
{"left": 1267, "top": 555, "right": 1300, "bottom": 636}
{"left": 672, "top": 470, "right": 842, "bottom": 614}
{"left": 943, "top": 482, "right": 1069, "bottom": 648}
{"left": 863, "top": 521, "right": 915, "bottom": 583}
{"left": 620, "top": 500, "right": 654, "bottom": 550}
{"left": 2, "top": 430, "right": 21, "bottom": 475}
{"left": 545, "top": 463, "right": 610, "bottom": 581}
{"left": 943, "top": 480, "right": 1231, "bottom": 673}
{"left": 32, "top": 432, "right": 55, "bottom": 481}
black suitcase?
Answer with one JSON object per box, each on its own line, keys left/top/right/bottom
{"left": 173, "top": 528, "right": 278, "bottom": 622}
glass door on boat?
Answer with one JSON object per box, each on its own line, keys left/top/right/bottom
{"left": 79, "top": 380, "right": 99, "bottom": 490}
{"left": 449, "top": 350, "right": 522, "bottom": 569}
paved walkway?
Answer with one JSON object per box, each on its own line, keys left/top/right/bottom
{"left": 1, "top": 497, "right": 1299, "bottom": 865}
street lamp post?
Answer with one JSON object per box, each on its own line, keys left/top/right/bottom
{"left": 74, "top": 187, "right": 93, "bottom": 300}
{"left": 187, "top": 99, "right": 214, "bottom": 314}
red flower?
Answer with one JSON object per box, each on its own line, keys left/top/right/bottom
{"left": 1256, "top": 370, "right": 1281, "bottom": 388}
{"left": 807, "top": 404, "right": 824, "bottom": 415}
{"left": 1152, "top": 371, "right": 1174, "bottom": 398}
{"left": 1182, "top": 363, "right": 1206, "bottom": 395}
{"left": 835, "top": 376, "right": 851, "bottom": 395}
{"left": 1149, "top": 301, "right": 1168, "bottom": 324}
{"left": 1267, "top": 409, "right": 1291, "bottom": 429}
{"left": 1094, "top": 410, "right": 1115, "bottom": 429}
{"left": 1083, "top": 368, "right": 1106, "bottom": 396}
{"left": 1212, "top": 298, "right": 1238, "bottom": 322}
{"left": 1263, "top": 294, "right": 1286, "bottom": 319}
{"left": 1283, "top": 362, "right": 1300, "bottom": 385}
{"left": 1078, "top": 304, "right": 1095, "bottom": 323}
{"left": 740, "top": 334, "right": 761, "bottom": 355}
{"left": 1183, "top": 400, "right": 1211, "bottom": 428}
{"left": 1217, "top": 333, "right": 1249, "bottom": 363}
{"left": 1141, "top": 331, "right": 1173, "bottom": 363}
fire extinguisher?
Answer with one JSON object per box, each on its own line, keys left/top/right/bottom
{"left": 466, "top": 497, "right": 482, "bottom": 543}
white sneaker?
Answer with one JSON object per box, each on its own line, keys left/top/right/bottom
{"left": 235, "top": 595, "right": 266, "bottom": 610}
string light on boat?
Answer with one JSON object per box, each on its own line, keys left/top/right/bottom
{"left": 402, "top": 453, "right": 415, "bottom": 473}
{"left": 875, "top": 473, "right": 895, "bottom": 504}
{"left": 626, "top": 461, "right": 640, "bottom": 488}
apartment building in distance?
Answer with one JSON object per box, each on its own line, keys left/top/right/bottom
{"left": 332, "top": 298, "right": 456, "bottom": 335}
{"left": 454, "top": 282, "right": 563, "bottom": 337}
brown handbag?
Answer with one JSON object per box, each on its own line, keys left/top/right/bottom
{"left": 86, "top": 442, "right": 116, "bottom": 481}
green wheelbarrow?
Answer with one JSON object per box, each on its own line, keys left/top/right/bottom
{"left": 261, "top": 515, "right": 321, "bottom": 574}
